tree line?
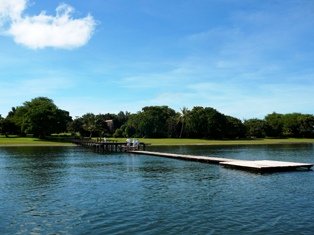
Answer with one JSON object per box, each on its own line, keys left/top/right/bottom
{"left": 1, "top": 97, "right": 314, "bottom": 139}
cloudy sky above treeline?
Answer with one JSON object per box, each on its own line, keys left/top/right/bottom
{"left": 1, "top": 0, "right": 313, "bottom": 119}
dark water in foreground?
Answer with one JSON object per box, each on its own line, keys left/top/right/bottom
{"left": 0, "top": 145, "right": 314, "bottom": 235}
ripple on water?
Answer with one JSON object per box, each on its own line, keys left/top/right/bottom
{"left": 1, "top": 146, "right": 314, "bottom": 234}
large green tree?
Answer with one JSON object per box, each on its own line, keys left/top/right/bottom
{"left": 8, "top": 97, "right": 71, "bottom": 138}
{"left": 263, "top": 112, "right": 314, "bottom": 138}
{"left": 281, "top": 113, "right": 314, "bottom": 138}
{"left": 264, "top": 112, "right": 283, "bottom": 137}
{"left": 0, "top": 115, "right": 3, "bottom": 135}
{"left": 297, "top": 114, "right": 314, "bottom": 138}
{"left": 244, "top": 118, "right": 267, "bottom": 138}
{"left": 225, "top": 116, "right": 246, "bottom": 139}
{"left": 122, "top": 106, "right": 177, "bottom": 138}
{"left": 68, "top": 117, "right": 85, "bottom": 137}
{"left": 185, "top": 107, "right": 227, "bottom": 139}
{"left": 80, "top": 113, "right": 97, "bottom": 138}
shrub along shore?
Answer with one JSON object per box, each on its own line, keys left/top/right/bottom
{"left": 1, "top": 136, "right": 314, "bottom": 147}
{"left": 2, "top": 97, "right": 314, "bottom": 141}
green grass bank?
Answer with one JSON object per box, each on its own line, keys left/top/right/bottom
{"left": 109, "top": 138, "right": 314, "bottom": 146}
{"left": 0, "top": 136, "right": 74, "bottom": 147}
{"left": 1, "top": 136, "right": 314, "bottom": 147}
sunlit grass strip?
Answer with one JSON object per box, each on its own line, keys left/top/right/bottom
{"left": 2, "top": 136, "right": 314, "bottom": 147}
{"left": 0, "top": 136, "right": 74, "bottom": 146}
{"left": 109, "top": 138, "right": 314, "bottom": 146}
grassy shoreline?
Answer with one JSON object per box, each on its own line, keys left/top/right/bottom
{"left": 1, "top": 136, "right": 314, "bottom": 147}
{"left": 0, "top": 136, "right": 74, "bottom": 147}
{"left": 109, "top": 138, "right": 314, "bottom": 146}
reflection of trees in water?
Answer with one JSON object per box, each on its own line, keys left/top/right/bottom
{"left": 139, "top": 165, "right": 173, "bottom": 174}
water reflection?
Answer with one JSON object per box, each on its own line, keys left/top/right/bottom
{"left": 0, "top": 145, "right": 314, "bottom": 234}
{"left": 1, "top": 147, "right": 70, "bottom": 190}
{"left": 148, "top": 144, "right": 314, "bottom": 162}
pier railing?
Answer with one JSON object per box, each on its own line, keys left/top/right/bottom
{"left": 72, "top": 138, "right": 146, "bottom": 153}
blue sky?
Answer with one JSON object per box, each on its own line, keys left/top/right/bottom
{"left": 0, "top": 0, "right": 314, "bottom": 119}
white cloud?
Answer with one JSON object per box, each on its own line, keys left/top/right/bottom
{"left": 0, "top": 0, "right": 96, "bottom": 49}
{"left": 0, "top": 0, "right": 26, "bottom": 24}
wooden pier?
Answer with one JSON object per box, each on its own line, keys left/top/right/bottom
{"left": 72, "top": 140, "right": 313, "bottom": 173}
{"left": 73, "top": 139, "right": 146, "bottom": 153}
{"left": 132, "top": 151, "right": 313, "bottom": 173}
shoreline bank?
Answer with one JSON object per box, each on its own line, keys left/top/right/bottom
{"left": 109, "top": 138, "right": 314, "bottom": 146}
{"left": 1, "top": 137, "right": 314, "bottom": 147}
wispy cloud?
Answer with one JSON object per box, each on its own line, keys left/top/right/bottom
{"left": 120, "top": 64, "right": 197, "bottom": 89}
{"left": 0, "top": 76, "right": 77, "bottom": 117}
{"left": 0, "top": 77, "right": 73, "bottom": 102}
{"left": 183, "top": 1, "right": 314, "bottom": 74}
{"left": 114, "top": 49, "right": 314, "bottom": 118}
{"left": 0, "top": 0, "right": 96, "bottom": 49}
{"left": 57, "top": 96, "right": 150, "bottom": 118}
{"left": 144, "top": 80, "right": 314, "bottom": 119}
{"left": 0, "top": 0, "right": 25, "bottom": 25}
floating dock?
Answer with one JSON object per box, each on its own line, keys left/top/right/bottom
{"left": 220, "top": 160, "right": 313, "bottom": 172}
{"left": 132, "top": 151, "right": 313, "bottom": 173}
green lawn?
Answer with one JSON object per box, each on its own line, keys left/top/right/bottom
{"left": 109, "top": 138, "right": 314, "bottom": 146}
{"left": 2, "top": 136, "right": 314, "bottom": 147}
{"left": 0, "top": 136, "right": 74, "bottom": 147}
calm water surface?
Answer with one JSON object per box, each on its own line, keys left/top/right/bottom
{"left": 1, "top": 145, "right": 314, "bottom": 234}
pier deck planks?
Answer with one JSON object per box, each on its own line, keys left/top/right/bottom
{"left": 132, "top": 151, "right": 313, "bottom": 173}
{"left": 220, "top": 160, "right": 313, "bottom": 172}
{"left": 133, "top": 150, "right": 236, "bottom": 163}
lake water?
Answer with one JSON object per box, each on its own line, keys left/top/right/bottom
{"left": 1, "top": 145, "right": 314, "bottom": 234}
